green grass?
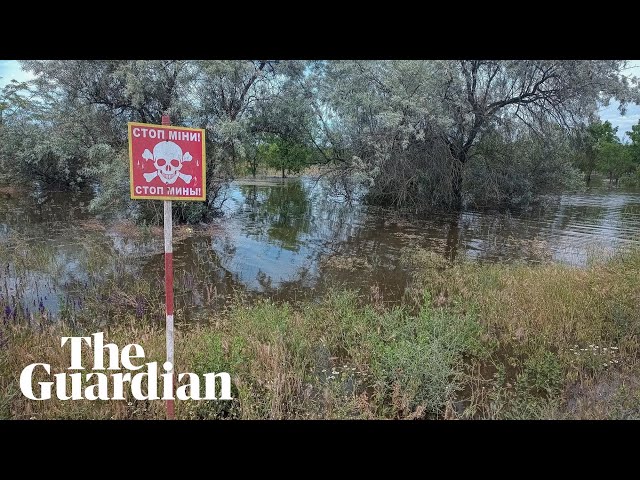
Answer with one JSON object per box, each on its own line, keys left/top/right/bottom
{"left": 404, "top": 246, "right": 640, "bottom": 419}
{"left": 1, "top": 240, "right": 640, "bottom": 419}
{"left": 0, "top": 291, "right": 484, "bottom": 419}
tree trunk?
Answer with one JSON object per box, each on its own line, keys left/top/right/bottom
{"left": 450, "top": 157, "right": 465, "bottom": 209}
{"left": 282, "top": 164, "right": 285, "bottom": 178}
{"left": 586, "top": 170, "right": 592, "bottom": 186}
{"left": 447, "top": 141, "right": 468, "bottom": 210}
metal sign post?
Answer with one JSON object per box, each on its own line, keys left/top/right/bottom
{"left": 128, "top": 115, "right": 206, "bottom": 419}
{"left": 162, "top": 115, "right": 175, "bottom": 419}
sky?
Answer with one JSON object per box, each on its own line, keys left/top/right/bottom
{"left": 0, "top": 60, "right": 33, "bottom": 86}
{"left": 597, "top": 59, "right": 640, "bottom": 141}
{"left": 2, "top": 60, "right": 640, "bottom": 141}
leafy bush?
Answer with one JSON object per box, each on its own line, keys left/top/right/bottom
{"left": 465, "top": 128, "right": 583, "bottom": 209}
{"left": 372, "top": 294, "right": 484, "bottom": 417}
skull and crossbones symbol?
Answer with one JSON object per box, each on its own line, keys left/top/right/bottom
{"left": 142, "top": 141, "right": 193, "bottom": 184}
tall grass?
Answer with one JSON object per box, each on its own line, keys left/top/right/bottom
{"left": 1, "top": 239, "right": 640, "bottom": 419}
{"left": 404, "top": 246, "right": 640, "bottom": 418}
{"left": 0, "top": 292, "right": 482, "bottom": 419}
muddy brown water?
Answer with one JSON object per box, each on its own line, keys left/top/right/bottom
{"left": 1, "top": 177, "right": 640, "bottom": 319}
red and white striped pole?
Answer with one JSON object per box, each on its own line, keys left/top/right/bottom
{"left": 162, "top": 114, "right": 175, "bottom": 420}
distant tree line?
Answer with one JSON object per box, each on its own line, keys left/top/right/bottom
{"left": 1, "top": 60, "right": 639, "bottom": 222}
{"left": 573, "top": 120, "right": 640, "bottom": 187}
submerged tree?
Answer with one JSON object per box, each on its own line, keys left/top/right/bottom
{"left": 9, "top": 60, "right": 313, "bottom": 223}
{"left": 3, "top": 60, "right": 640, "bottom": 218}
{"left": 0, "top": 78, "right": 91, "bottom": 188}
{"left": 468, "top": 123, "right": 583, "bottom": 208}
{"left": 311, "top": 60, "right": 640, "bottom": 209}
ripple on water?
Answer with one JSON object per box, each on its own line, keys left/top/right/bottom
{"left": 1, "top": 180, "right": 639, "bottom": 317}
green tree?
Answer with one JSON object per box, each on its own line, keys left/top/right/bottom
{"left": 9, "top": 60, "right": 313, "bottom": 223}
{"left": 574, "top": 120, "right": 619, "bottom": 185}
{"left": 626, "top": 120, "right": 640, "bottom": 167}
{"left": 5, "top": 60, "right": 640, "bottom": 218}
{"left": 596, "top": 141, "right": 633, "bottom": 185}
{"left": 310, "top": 60, "right": 640, "bottom": 209}
{"left": 468, "top": 124, "right": 582, "bottom": 208}
{"left": 0, "top": 79, "right": 89, "bottom": 188}
{"left": 258, "top": 136, "right": 312, "bottom": 178}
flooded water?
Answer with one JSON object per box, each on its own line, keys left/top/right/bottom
{"left": 1, "top": 177, "right": 640, "bottom": 319}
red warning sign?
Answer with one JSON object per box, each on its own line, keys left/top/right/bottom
{"left": 128, "top": 122, "right": 206, "bottom": 201}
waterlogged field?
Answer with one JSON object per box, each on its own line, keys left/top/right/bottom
{"left": 1, "top": 178, "right": 640, "bottom": 419}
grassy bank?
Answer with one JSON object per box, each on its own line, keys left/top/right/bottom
{"left": 1, "top": 247, "right": 640, "bottom": 419}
